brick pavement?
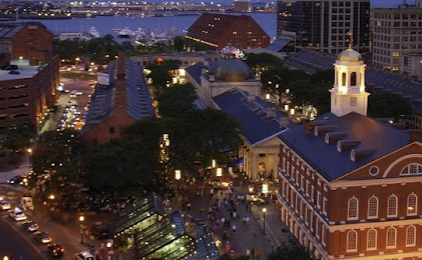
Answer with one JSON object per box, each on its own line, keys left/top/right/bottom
{"left": 172, "top": 179, "right": 291, "bottom": 259}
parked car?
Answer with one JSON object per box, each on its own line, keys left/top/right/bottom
{"left": 74, "top": 251, "right": 95, "bottom": 260}
{"left": 48, "top": 243, "right": 64, "bottom": 257}
{"left": 34, "top": 231, "right": 52, "bottom": 244}
{"left": 90, "top": 224, "right": 110, "bottom": 240}
{"left": 0, "top": 200, "right": 11, "bottom": 210}
{"left": 2, "top": 254, "right": 24, "bottom": 260}
{"left": 8, "top": 70, "right": 20, "bottom": 75}
{"left": 9, "top": 208, "right": 27, "bottom": 221}
{"left": 2, "top": 64, "right": 19, "bottom": 70}
{"left": 22, "top": 220, "right": 39, "bottom": 232}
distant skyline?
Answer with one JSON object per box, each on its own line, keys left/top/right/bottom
{"left": 47, "top": 0, "right": 411, "bottom": 7}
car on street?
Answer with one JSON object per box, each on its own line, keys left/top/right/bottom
{"left": 34, "top": 231, "right": 52, "bottom": 244}
{"left": 90, "top": 224, "right": 110, "bottom": 240}
{"left": 48, "top": 243, "right": 65, "bottom": 257}
{"left": 0, "top": 200, "right": 11, "bottom": 210}
{"left": 2, "top": 254, "right": 24, "bottom": 260}
{"left": 9, "top": 208, "right": 27, "bottom": 221}
{"left": 22, "top": 220, "right": 39, "bottom": 232}
{"left": 7, "top": 175, "right": 24, "bottom": 185}
{"left": 74, "top": 251, "right": 95, "bottom": 260}
{"left": 8, "top": 70, "right": 20, "bottom": 75}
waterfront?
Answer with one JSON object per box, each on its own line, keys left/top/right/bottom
{"left": 14, "top": 12, "right": 277, "bottom": 41}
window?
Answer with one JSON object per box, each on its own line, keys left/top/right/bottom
{"left": 347, "top": 230, "right": 357, "bottom": 251}
{"left": 401, "top": 164, "right": 422, "bottom": 175}
{"left": 406, "top": 226, "right": 416, "bottom": 246}
{"left": 388, "top": 195, "right": 398, "bottom": 217}
{"left": 386, "top": 227, "right": 397, "bottom": 248}
{"left": 368, "top": 196, "right": 378, "bottom": 218}
{"left": 367, "top": 229, "right": 377, "bottom": 250}
{"left": 342, "top": 73, "right": 346, "bottom": 86}
{"left": 350, "top": 72, "right": 357, "bottom": 86}
{"left": 348, "top": 198, "right": 358, "bottom": 220}
{"left": 317, "top": 192, "right": 321, "bottom": 208}
{"left": 407, "top": 194, "right": 417, "bottom": 215}
{"left": 109, "top": 127, "right": 115, "bottom": 134}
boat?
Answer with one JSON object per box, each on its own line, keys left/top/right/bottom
{"left": 88, "top": 26, "right": 100, "bottom": 38}
{"left": 116, "top": 27, "right": 134, "bottom": 38}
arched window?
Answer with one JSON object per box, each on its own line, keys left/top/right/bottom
{"left": 342, "top": 73, "right": 347, "bottom": 86}
{"left": 351, "top": 72, "right": 357, "bottom": 86}
{"left": 348, "top": 198, "right": 358, "bottom": 220}
{"left": 407, "top": 194, "right": 417, "bottom": 215}
{"left": 388, "top": 195, "right": 398, "bottom": 217}
{"left": 368, "top": 196, "right": 378, "bottom": 218}
{"left": 386, "top": 227, "right": 397, "bottom": 248}
{"left": 367, "top": 229, "right": 377, "bottom": 250}
{"left": 347, "top": 230, "right": 358, "bottom": 251}
{"left": 401, "top": 163, "right": 422, "bottom": 175}
{"left": 406, "top": 226, "right": 416, "bottom": 247}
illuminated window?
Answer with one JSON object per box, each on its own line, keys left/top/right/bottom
{"left": 368, "top": 196, "right": 378, "bottom": 218}
{"left": 406, "top": 226, "right": 416, "bottom": 246}
{"left": 347, "top": 230, "right": 357, "bottom": 251}
{"left": 367, "top": 229, "right": 377, "bottom": 250}
{"left": 388, "top": 195, "right": 398, "bottom": 217}
{"left": 386, "top": 227, "right": 397, "bottom": 248}
{"left": 407, "top": 194, "right": 417, "bottom": 215}
{"left": 348, "top": 197, "right": 358, "bottom": 220}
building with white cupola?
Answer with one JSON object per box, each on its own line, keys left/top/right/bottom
{"left": 276, "top": 47, "right": 422, "bottom": 260}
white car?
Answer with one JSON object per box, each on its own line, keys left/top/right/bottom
{"left": 9, "top": 208, "right": 27, "bottom": 221}
{"left": 0, "top": 200, "right": 11, "bottom": 210}
{"left": 74, "top": 251, "right": 95, "bottom": 260}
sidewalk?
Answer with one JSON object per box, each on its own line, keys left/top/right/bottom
{"left": 173, "top": 179, "right": 290, "bottom": 259}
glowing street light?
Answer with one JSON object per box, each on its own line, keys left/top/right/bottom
{"left": 175, "top": 170, "right": 181, "bottom": 181}
{"left": 79, "top": 215, "right": 85, "bottom": 244}
{"left": 216, "top": 168, "right": 222, "bottom": 177}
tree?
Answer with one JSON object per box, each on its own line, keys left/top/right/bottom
{"left": 145, "top": 59, "right": 182, "bottom": 97}
{"left": 267, "top": 242, "right": 316, "bottom": 260}
{"left": 1, "top": 122, "right": 35, "bottom": 153}
{"left": 173, "top": 35, "right": 185, "bottom": 52}
{"left": 367, "top": 92, "right": 412, "bottom": 118}
{"left": 244, "top": 52, "right": 284, "bottom": 73}
{"left": 84, "top": 138, "right": 154, "bottom": 193}
{"left": 157, "top": 83, "right": 197, "bottom": 118}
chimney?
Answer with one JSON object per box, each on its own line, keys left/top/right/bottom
{"left": 409, "top": 129, "right": 421, "bottom": 142}
{"left": 266, "top": 107, "right": 276, "bottom": 118}
{"left": 247, "top": 94, "right": 256, "bottom": 102}
{"left": 351, "top": 149, "right": 375, "bottom": 162}
{"left": 201, "top": 68, "right": 207, "bottom": 75}
{"left": 314, "top": 125, "right": 337, "bottom": 136}
{"left": 325, "top": 132, "right": 348, "bottom": 144}
{"left": 255, "top": 73, "right": 261, "bottom": 81}
{"left": 209, "top": 75, "right": 215, "bottom": 82}
{"left": 304, "top": 118, "right": 311, "bottom": 135}
{"left": 398, "top": 114, "right": 406, "bottom": 123}
{"left": 337, "top": 140, "right": 361, "bottom": 152}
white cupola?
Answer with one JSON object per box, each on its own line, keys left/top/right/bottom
{"left": 329, "top": 47, "right": 370, "bottom": 117}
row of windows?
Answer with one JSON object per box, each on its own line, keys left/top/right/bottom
{"left": 374, "top": 13, "right": 422, "bottom": 20}
{"left": 348, "top": 193, "right": 418, "bottom": 220}
{"left": 347, "top": 226, "right": 416, "bottom": 252}
{"left": 373, "top": 28, "right": 422, "bottom": 35}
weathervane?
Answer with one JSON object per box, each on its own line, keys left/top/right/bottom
{"left": 347, "top": 31, "right": 353, "bottom": 49}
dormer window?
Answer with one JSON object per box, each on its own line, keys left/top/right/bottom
{"left": 400, "top": 163, "right": 422, "bottom": 175}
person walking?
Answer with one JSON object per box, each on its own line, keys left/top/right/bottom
{"left": 232, "top": 225, "right": 236, "bottom": 232}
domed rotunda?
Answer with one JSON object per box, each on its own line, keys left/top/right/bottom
{"left": 207, "top": 54, "right": 255, "bottom": 82}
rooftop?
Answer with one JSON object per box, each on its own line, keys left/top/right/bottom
{"left": 212, "top": 88, "right": 290, "bottom": 146}
{"left": 279, "top": 112, "right": 413, "bottom": 181}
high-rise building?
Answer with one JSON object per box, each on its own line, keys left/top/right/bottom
{"left": 277, "top": 0, "right": 370, "bottom": 54}
{"left": 372, "top": 5, "right": 422, "bottom": 72}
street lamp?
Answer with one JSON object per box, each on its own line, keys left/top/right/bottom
{"left": 79, "top": 215, "right": 85, "bottom": 244}
{"left": 175, "top": 170, "right": 181, "bottom": 181}
{"left": 262, "top": 208, "right": 267, "bottom": 235}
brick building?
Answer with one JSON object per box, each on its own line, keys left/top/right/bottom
{"left": 81, "top": 53, "right": 155, "bottom": 151}
{"left": 277, "top": 48, "right": 422, "bottom": 259}
{"left": 186, "top": 13, "right": 270, "bottom": 50}
{"left": 0, "top": 23, "right": 60, "bottom": 133}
